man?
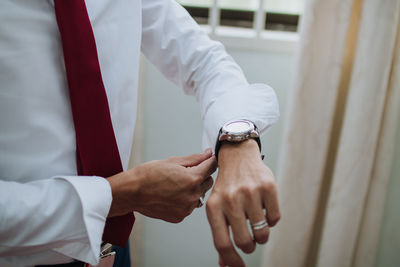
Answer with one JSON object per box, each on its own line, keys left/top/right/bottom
{"left": 0, "top": 0, "right": 280, "bottom": 266}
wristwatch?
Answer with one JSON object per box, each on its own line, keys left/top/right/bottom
{"left": 215, "top": 119, "right": 262, "bottom": 160}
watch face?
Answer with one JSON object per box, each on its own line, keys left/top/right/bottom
{"left": 224, "top": 120, "right": 252, "bottom": 134}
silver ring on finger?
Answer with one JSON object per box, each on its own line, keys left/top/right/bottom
{"left": 197, "top": 196, "right": 205, "bottom": 208}
{"left": 251, "top": 219, "right": 268, "bottom": 230}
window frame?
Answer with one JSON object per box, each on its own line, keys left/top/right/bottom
{"left": 177, "top": 0, "right": 301, "bottom": 53}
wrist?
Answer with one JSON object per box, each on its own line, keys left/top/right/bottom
{"left": 218, "top": 139, "right": 261, "bottom": 166}
{"left": 106, "top": 167, "right": 142, "bottom": 217}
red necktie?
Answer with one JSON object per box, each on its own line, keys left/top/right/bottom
{"left": 54, "top": 0, "right": 134, "bottom": 247}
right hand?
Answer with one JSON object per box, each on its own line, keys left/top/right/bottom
{"left": 107, "top": 149, "right": 217, "bottom": 223}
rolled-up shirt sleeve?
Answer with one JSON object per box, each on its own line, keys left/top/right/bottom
{"left": 0, "top": 176, "right": 112, "bottom": 266}
{"left": 141, "top": 0, "right": 280, "bottom": 151}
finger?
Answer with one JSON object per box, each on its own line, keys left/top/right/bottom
{"left": 206, "top": 202, "right": 245, "bottom": 267}
{"left": 192, "top": 155, "right": 217, "bottom": 180}
{"left": 199, "top": 176, "right": 214, "bottom": 195}
{"left": 219, "top": 255, "right": 225, "bottom": 267}
{"left": 246, "top": 196, "right": 270, "bottom": 244}
{"left": 262, "top": 183, "right": 281, "bottom": 227}
{"left": 173, "top": 148, "right": 213, "bottom": 167}
{"left": 187, "top": 178, "right": 213, "bottom": 211}
{"left": 228, "top": 210, "right": 256, "bottom": 254}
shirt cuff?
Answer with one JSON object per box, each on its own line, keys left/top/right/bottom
{"left": 52, "top": 176, "right": 112, "bottom": 266}
{"left": 202, "top": 83, "right": 280, "bottom": 153}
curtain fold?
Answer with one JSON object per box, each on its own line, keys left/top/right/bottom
{"left": 317, "top": 0, "right": 400, "bottom": 266}
{"left": 262, "top": 0, "right": 400, "bottom": 266}
{"left": 353, "top": 16, "right": 400, "bottom": 266}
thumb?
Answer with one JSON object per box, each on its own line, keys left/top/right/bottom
{"left": 192, "top": 155, "right": 217, "bottom": 180}
{"left": 175, "top": 148, "right": 213, "bottom": 167}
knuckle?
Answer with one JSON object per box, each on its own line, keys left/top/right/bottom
{"left": 238, "top": 185, "right": 255, "bottom": 198}
{"left": 235, "top": 234, "right": 255, "bottom": 253}
{"left": 189, "top": 172, "right": 202, "bottom": 184}
{"left": 194, "top": 172, "right": 204, "bottom": 182}
{"left": 183, "top": 173, "right": 199, "bottom": 189}
{"left": 261, "top": 181, "right": 276, "bottom": 193}
{"left": 170, "top": 209, "right": 190, "bottom": 223}
{"left": 223, "top": 191, "right": 238, "bottom": 210}
{"left": 206, "top": 196, "right": 220, "bottom": 212}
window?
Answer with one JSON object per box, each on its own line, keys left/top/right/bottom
{"left": 177, "top": 0, "right": 305, "bottom": 32}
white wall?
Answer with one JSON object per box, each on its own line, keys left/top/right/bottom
{"left": 137, "top": 45, "right": 296, "bottom": 267}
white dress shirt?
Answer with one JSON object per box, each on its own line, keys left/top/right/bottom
{"left": 0, "top": 0, "right": 279, "bottom": 266}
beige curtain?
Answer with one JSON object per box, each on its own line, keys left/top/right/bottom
{"left": 262, "top": 0, "right": 400, "bottom": 266}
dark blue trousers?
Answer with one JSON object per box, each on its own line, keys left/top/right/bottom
{"left": 112, "top": 242, "right": 131, "bottom": 267}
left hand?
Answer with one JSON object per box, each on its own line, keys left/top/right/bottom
{"left": 206, "top": 139, "right": 280, "bottom": 267}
